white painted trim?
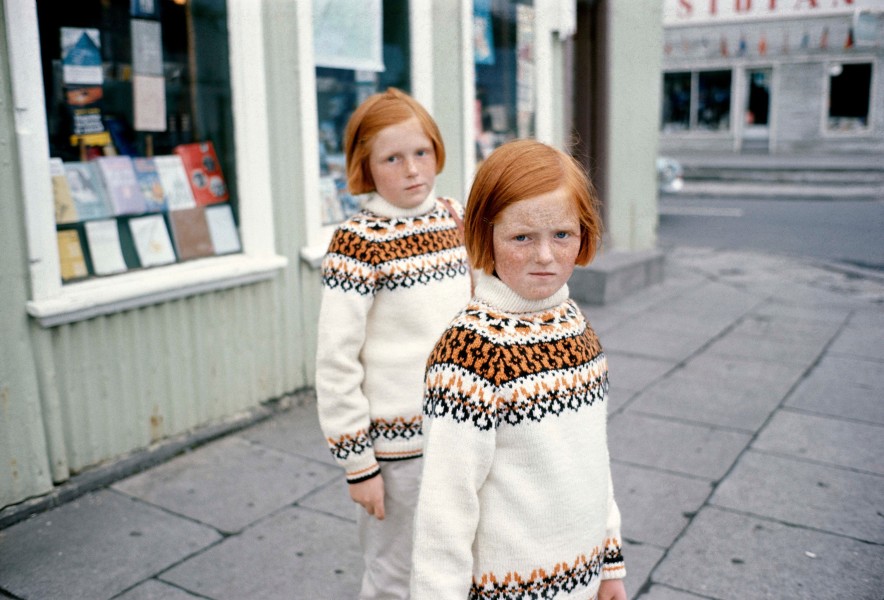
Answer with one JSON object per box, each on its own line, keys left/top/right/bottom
{"left": 6, "top": 0, "right": 288, "bottom": 325}
{"left": 535, "top": 0, "right": 555, "bottom": 145}
{"left": 5, "top": 0, "right": 60, "bottom": 302}
{"left": 460, "top": 0, "right": 476, "bottom": 200}
{"left": 410, "top": 0, "right": 435, "bottom": 114}
{"left": 27, "top": 255, "right": 288, "bottom": 327}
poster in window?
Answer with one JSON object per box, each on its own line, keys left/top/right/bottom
{"left": 169, "top": 206, "right": 215, "bottom": 261}
{"left": 474, "top": 0, "right": 495, "bottom": 65}
{"left": 174, "top": 142, "right": 229, "bottom": 205}
{"left": 129, "top": 214, "right": 176, "bottom": 267}
{"left": 50, "top": 158, "right": 78, "bottom": 224}
{"left": 130, "top": 0, "right": 160, "bottom": 19}
{"left": 61, "top": 27, "right": 103, "bottom": 86}
{"left": 63, "top": 161, "right": 114, "bottom": 221}
{"left": 97, "top": 156, "right": 147, "bottom": 216}
{"left": 153, "top": 155, "right": 197, "bottom": 210}
{"left": 133, "top": 74, "right": 167, "bottom": 132}
{"left": 132, "top": 157, "right": 168, "bottom": 212}
{"left": 313, "top": 0, "right": 383, "bottom": 72}
{"left": 57, "top": 229, "right": 89, "bottom": 281}
{"left": 131, "top": 19, "right": 163, "bottom": 76}
{"left": 65, "top": 85, "right": 109, "bottom": 146}
{"left": 85, "top": 219, "right": 128, "bottom": 275}
{"left": 205, "top": 204, "right": 241, "bottom": 255}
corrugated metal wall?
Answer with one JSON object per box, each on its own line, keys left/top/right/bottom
{"left": 34, "top": 276, "right": 308, "bottom": 475}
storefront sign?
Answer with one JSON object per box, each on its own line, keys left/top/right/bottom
{"left": 664, "top": 0, "right": 882, "bottom": 25}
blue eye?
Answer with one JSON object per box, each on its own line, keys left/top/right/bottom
{"left": 555, "top": 231, "right": 570, "bottom": 239}
{"left": 514, "top": 234, "right": 528, "bottom": 242}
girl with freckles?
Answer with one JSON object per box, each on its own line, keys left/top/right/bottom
{"left": 315, "top": 88, "right": 471, "bottom": 599}
{"left": 411, "top": 139, "right": 627, "bottom": 600}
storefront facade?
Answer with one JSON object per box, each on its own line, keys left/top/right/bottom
{"left": 660, "top": 0, "right": 884, "bottom": 154}
{"left": 1, "top": 0, "right": 604, "bottom": 512}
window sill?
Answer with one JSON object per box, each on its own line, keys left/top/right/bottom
{"left": 27, "top": 253, "right": 288, "bottom": 327}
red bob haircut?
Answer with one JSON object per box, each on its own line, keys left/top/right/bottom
{"left": 343, "top": 87, "right": 446, "bottom": 195}
{"left": 464, "top": 139, "right": 603, "bottom": 274}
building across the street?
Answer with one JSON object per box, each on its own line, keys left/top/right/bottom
{"left": 660, "top": 0, "right": 884, "bottom": 154}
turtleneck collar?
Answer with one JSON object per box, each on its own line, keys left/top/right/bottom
{"left": 473, "top": 271, "right": 569, "bottom": 314}
{"left": 363, "top": 192, "right": 438, "bottom": 219}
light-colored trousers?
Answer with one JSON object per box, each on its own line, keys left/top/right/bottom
{"left": 357, "top": 458, "right": 423, "bottom": 600}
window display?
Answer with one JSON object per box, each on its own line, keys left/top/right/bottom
{"left": 37, "top": 0, "right": 240, "bottom": 282}
{"left": 474, "top": 0, "right": 536, "bottom": 163}
{"left": 314, "top": 0, "right": 410, "bottom": 226}
{"left": 661, "top": 69, "right": 732, "bottom": 132}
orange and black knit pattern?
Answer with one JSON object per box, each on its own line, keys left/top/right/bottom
{"left": 321, "top": 201, "right": 468, "bottom": 296}
{"left": 424, "top": 300, "right": 609, "bottom": 431}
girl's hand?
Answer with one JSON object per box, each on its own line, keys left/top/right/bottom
{"left": 598, "top": 579, "right": 627, "bottom": 600}
{"left": 349, "top": 475, "right": 386, "bottom": 520}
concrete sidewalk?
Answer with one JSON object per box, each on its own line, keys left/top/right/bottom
{"left": 1, "top": 246, "right": 882, "bottom": 600}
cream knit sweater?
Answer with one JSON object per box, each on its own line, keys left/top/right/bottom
{"left": 315, "top": 194, "right": 471, "bottom": 483}
{"left": 412, "top": 273, "right": 625, "bottom": 599}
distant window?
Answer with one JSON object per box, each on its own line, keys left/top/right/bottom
{"left": 697, "top": 70, "right": 732, "bottom": 131}
{"left": 661, "top": 69, "right": 732, "bottom": 133}
{"left": 662, "top": 72, "right": 691, "bottom": 131}
{"left": 828, "top": 62, "right": 872, "bottom": 131}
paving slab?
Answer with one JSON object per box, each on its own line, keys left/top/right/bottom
{"left": 0, "top": 490, "right": 219, "bottom": 600}
{"left": 612, "top": 462, "right": 713, "bottom": 547}
{"left": 113, "top": 436, "right": 339, "bottom": 534}
{"left": 750, "top": 299, "right": 853, "bottom": 325}
{"left": 784, "top": 355, "right": 884, "bottom": 424}
{"left": 605, "top": 351, "right": 677, "bottom": 397}
{"left": 703, "top": 330, "right": 828, "bottom": 366}
{"left": 608, "top": 412, "right": 751, "bottom": 480}
{"left": 297, "top": 475, "right": 357, "bottom": 522}
{"left": 602, "top": 321, "right": 711, "bottom": 363}
{"left": 636, "top": 585, "right": 712, "bottom": 600}
{"left": 711, "top": 450, "right": 884, "bottom": 544}
{"left": 116, "top": 579, "right": 204, "bottom": 600}
{"left": 753, "top": 409, "right": 884, "bottom": 475}
{"left": 240, "top": 394, "right": 335, "bottom": 466}
{"left": 829, "top": 311, "right": 884, "bottom": 361}
{"left": 674, "top": 353, "right": 806, "bottom": 391}
{"left": 621, "top": 540, "right": 666, "bottom": 600}
{"left": 628, "top": 370, "right": 786, "bottom": 432}
{"left": 727, "top": 312, "right": 841, "bottom": 344}
{"left": 652, "top": 507, "right": 884, "bottom": 600}
{"left": 160, "top": 505, "right": 361, "bottom": 600}
{"left": 658, "top": 280, "right": 762, "bottom": 319}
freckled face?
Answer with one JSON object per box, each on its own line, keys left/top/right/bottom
{"left": 492, "top": 187, "right": 582, "bottom": 301}
{"left": 368, "top": 117, "right": 437, "bottom": 209}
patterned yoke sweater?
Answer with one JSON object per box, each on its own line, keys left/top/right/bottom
{"left": 412, "top": 273, "right": 626, "bottom": 600}
{"left": 316, "top": 193, "right": 471, "bottom": 483}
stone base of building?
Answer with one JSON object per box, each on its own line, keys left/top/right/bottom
{"left": 571, "top": 248, "right": 665, "bottom": 305}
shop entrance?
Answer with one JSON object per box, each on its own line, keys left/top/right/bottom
{"left": 742, "top": 68, "right": 771, "bottom": 153}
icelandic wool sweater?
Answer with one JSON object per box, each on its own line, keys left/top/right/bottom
{"left": 411, "top": 273, "right": 625, "bottom": 600}
{"left": 315, "top": 193, "right": 471, "bottom": 483}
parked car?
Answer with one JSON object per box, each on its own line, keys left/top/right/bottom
{"left": 657, "top": 156, "right": 684, "bottom": 193}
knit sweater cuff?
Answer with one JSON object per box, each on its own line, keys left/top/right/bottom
{"left": 601, "top": 535, "right": 626, "bottom": 580}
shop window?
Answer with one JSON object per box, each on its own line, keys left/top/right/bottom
{"left": 828, "top": 62, "right": 872, "bottom": 131}
{"left": 314, "top": 0, "right": 410, "bottom": 226}
{"left": 474, "top": 0, "right": 536, "bottom": 162}
{"left": 661, "top": 69, "right": 732, "bottom": 133}
{"left": 37, "top": 0, "right": 241, "bottom": 283}
{"left": 661, "top": 72, "right": 691, "bottom": 132}
{"left": 697, "top": 70, "right": 731, "bottom": 131}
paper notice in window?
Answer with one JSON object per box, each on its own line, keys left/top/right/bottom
{"left": 132, "top": 19, "right": 164, "bottom": 76}
{"left": 134, "top": 74, "right": 167, "bottom": 132}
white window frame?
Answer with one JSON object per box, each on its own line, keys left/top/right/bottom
{"left": 6, "top": 0, "right": 287, "bottom": 327}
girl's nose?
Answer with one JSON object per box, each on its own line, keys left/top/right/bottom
{"left": 536, "top": 240, "right": 554, "bottom": 263}
{"left": 404, "top": 157, "right": 418, "bottom": 175}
